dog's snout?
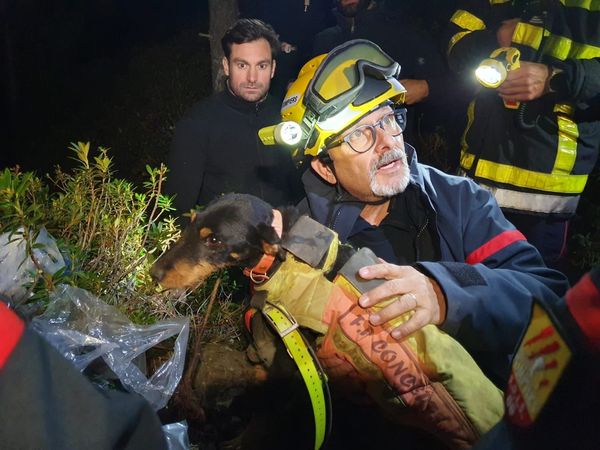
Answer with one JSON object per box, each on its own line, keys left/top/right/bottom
{"left": 150, "top": 264, "right": 165, "bottom": 283}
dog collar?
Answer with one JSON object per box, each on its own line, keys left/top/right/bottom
{"left": 243, "top": 209, "right": 283, "bottom": 283}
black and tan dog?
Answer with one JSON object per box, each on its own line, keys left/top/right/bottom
{"left": 150, "top": 193, "right": 329, "bottom": 290}
{"left": 150, "top": 193, "right": 504, "bottom": 450}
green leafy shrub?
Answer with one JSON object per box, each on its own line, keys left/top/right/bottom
{"left": 0, "top": 143, "right": 243, "bottom": 339}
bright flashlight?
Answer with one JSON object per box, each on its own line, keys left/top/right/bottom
{"left": 475, "top": 47, "right": 520, "bottom": 88}
{"left": 475, "top": 47, "right": 521, "bottom": 108}
{"left": 475, "top": 60, "right": 507, "bottom": 88}
{"left": 258, "top": 121, "right": 303, "bottom": 146}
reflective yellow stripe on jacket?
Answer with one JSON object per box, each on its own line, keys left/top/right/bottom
{"left": 447, "top": 10, "right": 486, "bottom": 54}
{"left": 461, "top": 103, "right": 586, "bottom": 195}
{"left": 455, "top": 2, "right": 597, "bottom": 213}
{"left": 513, "top": 22, "right": 600, "bottom": 60}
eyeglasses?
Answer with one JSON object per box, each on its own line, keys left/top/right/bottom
{"left": 326, "top": 109, "right": 406, "bottom": 153}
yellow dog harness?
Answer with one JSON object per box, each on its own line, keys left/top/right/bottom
{"left": 250, "top": 216, "right": 504, "bottom": 449}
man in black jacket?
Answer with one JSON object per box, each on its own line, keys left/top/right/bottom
{"left": 165, "top": 19, "right": 304, "bottom": 218}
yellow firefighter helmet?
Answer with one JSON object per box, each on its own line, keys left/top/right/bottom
{"left": 258, "top": 39, "right": 406, "bottom": 157}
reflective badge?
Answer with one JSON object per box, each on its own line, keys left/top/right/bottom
{"left": 506, "top": 302, "right": 572, "bottom": 427}
{"left": 282, "top": 94, "right": 300, "bottom": 112}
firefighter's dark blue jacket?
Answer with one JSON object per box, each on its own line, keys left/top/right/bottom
{"left": 299, "top": 144, "right": 569, "bottom": 383}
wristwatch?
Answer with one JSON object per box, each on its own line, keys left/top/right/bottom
{"left": 547, "top": 66, "right": 566, "bottom": 94}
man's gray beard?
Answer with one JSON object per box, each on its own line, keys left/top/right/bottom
{"left": 369, "top": 148, "right": 410, "bottom": 197}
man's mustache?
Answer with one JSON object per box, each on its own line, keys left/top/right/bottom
{"left": 371, "top": 148, "right": 406, "bottom": 172}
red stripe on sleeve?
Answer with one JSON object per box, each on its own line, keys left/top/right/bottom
{"left": 566, "top": 273, "right": 600, "bottom": 352}
{"left": 0, "top": 302, "right": 25, "bottom": 370}
{"left": 466, "top": 229, "right": 527, "bottom": 265}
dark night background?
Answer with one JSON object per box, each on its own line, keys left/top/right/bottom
{"left": 1, "top": 0, "right": 459, "bottom": 183}
{"left": 1, "top": 0, "right": 212, "bottom": 182}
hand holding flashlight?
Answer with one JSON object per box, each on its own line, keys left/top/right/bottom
{"left": 497, "top": 61, "right": 551, "bottom": 102}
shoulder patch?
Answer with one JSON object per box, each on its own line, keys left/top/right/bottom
{"left": 506, "top": 302, "right": 571, "bottom": 427}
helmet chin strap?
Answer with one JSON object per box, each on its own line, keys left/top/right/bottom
{"left": 334, "top": 184, "right": 391, "bottom": 205}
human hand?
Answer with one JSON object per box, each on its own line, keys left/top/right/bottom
{"left": 357, "top": 263, "right": 446, "bottom": 339}
{"left": 281, "top": 42, "right": 297, "bottom": 54}
{"left": 498, "top": 61, "right": 551, "bottom": 102}
{"left": 399, "top": 79, "right": 429, "bottom": 105}
{"left": 496, "top": 18, "right": 520, "bottom": 47}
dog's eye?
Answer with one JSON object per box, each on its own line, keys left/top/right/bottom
{"left": 205, "top": 235, "right": 221, "bottom": 246}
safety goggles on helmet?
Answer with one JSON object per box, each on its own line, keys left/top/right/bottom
{"left": 258, "top": 39, "right": 406, "bottom": 157}
{"left": 305, "top": 40, "right": 401, "bottom": 120}
{"left": 325, "top": 108, "right": 407, "bottom": 153}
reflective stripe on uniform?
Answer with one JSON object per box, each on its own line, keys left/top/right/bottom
{"left": 450, "top": 9, "right": 487, "bottom": 31}
{"left": 512, "top": 22, "right": 600, "bottom": 59}
{"left": 478, "top": 183, "right": 581, "bottom": 214}
{"left": 459, "top": 100, "right": 477, "bottom": 169}
{"left": 513, "top": 22, "right": 546, "bottom": 50}
{"left": 448, "top": 30, "right": 475, "bottom": 54}
{"left": 466, "top": 229, "right": 527, "bottom": 264}
{"left": 472, "top": 159, "right": 588, "bottom": 194}
{"left": 544, "top": 34, "right": 600, "bottom": 60}
{"left": 460, "top": 101, "right": 585, "bottom": 197}
{"left": 561, "top": 0, "right": 600, "bottom": 12}
{"left": 448, "top": 10, "right": 487, "bottom": 54}
{"left": 554, "top": 105, "right": 579, "bottom": 175}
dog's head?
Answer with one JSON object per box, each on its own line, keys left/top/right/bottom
{"left": 150, "top": 193, "right": 289, "bottom": 289}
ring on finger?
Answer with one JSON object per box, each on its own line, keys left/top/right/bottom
{"left": 400, "top": 292, "right": 417, "bottom": 307}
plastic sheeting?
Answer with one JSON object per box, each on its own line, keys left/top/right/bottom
{"left": 0, "top": 228, "right": 65, "bottom": 307}
{"left": 0, "top": 229, "right": 189, "bottom": 412}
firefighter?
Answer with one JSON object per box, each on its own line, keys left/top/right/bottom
{"left": 444, "top": 0, "right": 600, "bottom": 271}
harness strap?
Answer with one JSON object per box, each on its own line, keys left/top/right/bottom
{"left": 262, "top": 301, "right": 331, "bottom": 450}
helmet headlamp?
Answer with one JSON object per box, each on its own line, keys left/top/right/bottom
{"left": 258, "top": 121, "right": 303, "bottom": 146}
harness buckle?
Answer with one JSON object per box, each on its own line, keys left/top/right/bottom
{"left": 262, "top": 303, "right": 299, "bottom": 338}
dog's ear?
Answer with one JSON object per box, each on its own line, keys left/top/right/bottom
{"left": 190, "top": 210, "right": 197, "bottom": 223}
{"left": 255, "top": 223, "right": 285, "bottom": 260}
